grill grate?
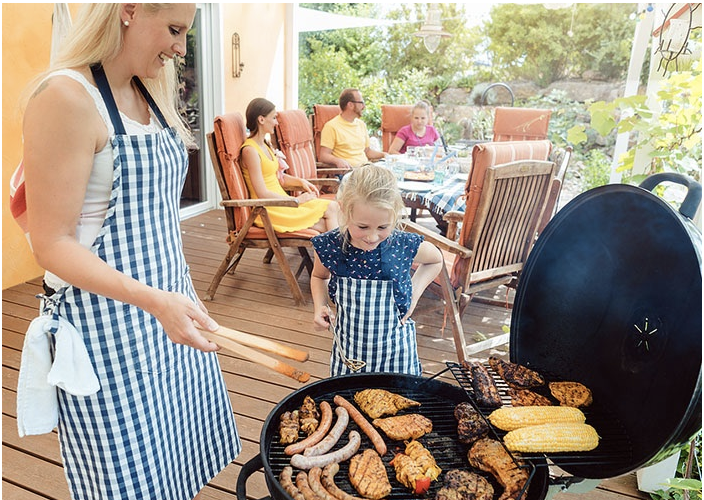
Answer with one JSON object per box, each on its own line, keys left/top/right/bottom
{"left": 266, "top": 383, "right": 538, "bottom": 500}
{"left": 447, "top": 361, "right": 634, "bottom": 470}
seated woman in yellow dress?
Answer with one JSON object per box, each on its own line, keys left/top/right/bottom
{"left": 241, "top": 98, "right": 339, "bottom": 233}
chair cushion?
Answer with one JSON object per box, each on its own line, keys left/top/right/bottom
{"left": 275, "top": 109, "right": 318, "bottom": 179}
{"left": 213, "top": 113, "right": 251, "bottom": 230}
{"left": 492, "top": 107, "right": 551, "bottom": 141}
{"left": 312, "top": 104, "right": 341, "bottom": 158}
{"left": 452, "top": 140, "right": 552, "bottom": 288}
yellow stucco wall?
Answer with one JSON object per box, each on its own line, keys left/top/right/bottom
{"left": 222, "top": 3, "right": 287, "bottom": 117}
{"left": 2, "top": 3, "right": 55, "bottom": 290}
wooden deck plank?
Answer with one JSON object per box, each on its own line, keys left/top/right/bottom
{"left": 2, "top": 208, "right": 648, "bottom": 500}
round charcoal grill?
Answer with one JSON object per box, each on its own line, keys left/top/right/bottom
{"left": 510, "top": 173, "right": 702, "bottom": 479}
{"left": 237, "top": 373, "right": 550, "bottom": 500}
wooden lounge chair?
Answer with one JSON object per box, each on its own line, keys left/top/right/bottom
{"left": 204, "top": 112, "right": 318, "bottom": 305}
{"left": 405, "top": 155, "right": 556, "bottom": 363}
{"left": 273, "top": 108, "right": 347, "bottom": 195}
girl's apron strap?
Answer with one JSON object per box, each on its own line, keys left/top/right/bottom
{"left": 132, "top": 77, "right": 169, "bottom": 129}
{"left": 90, "top": 64, "right": 126, "bottom": 135}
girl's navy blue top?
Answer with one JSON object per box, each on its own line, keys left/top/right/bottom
{"left": 312, "top": 228, "right": 423, "bottom": 316}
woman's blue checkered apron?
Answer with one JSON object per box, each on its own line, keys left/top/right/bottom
{"left": 46, "top": 65, "right": 240, "bottom": 499}
{"left": 330, "top": 251, "right": 421, "bottom": 377}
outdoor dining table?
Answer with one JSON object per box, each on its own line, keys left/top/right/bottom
{"left": 379, "top": 154, "right": 469, "bottom": 232}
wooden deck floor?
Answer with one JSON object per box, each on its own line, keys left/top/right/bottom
{"left": 2, "top": 209, "right": 649, "bottom": 500}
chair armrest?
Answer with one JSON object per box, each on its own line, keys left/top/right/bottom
{"left": 402, "top": 219, "right": 472, "bottom": 258}
{"left": 307, "top": 178, "right": 340, "bottom": 187}
{"left": 316, "top": 162, "right": 350, "bottom": 175}
{"left": 221, "top": 198, "right": 299, "bottom": 208}
{"left": 442, "top": 211, "right": 464, "bottom": 241}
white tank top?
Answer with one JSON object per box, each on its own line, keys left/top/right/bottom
{"left": 43, "top": 69, "right": 163, "bottom": 290}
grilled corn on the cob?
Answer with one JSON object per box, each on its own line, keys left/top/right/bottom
{"left": 503, "top": 423, "right": 600, "bottom": 452}
{"left": 488, "top": 405, "right": 585, "bottom": 431}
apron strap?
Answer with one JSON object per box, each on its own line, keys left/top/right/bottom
{"left": 90, "top": 64, "right": 125, "bottom": 135}
{"left": 90, "top": 64, "right": 170, "bottom": 133}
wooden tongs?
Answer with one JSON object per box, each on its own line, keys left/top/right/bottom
{"left": 198, "top": 326, "right": 311, "bottom": 383}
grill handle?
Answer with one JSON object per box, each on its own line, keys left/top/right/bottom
{"left": 639, "top": 172, "right": 702, "bottom": 220}
{"left": 236, "top": 454, "right": 264, "bottom": 500}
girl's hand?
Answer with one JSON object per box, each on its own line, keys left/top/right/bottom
{"left": 150, "top": 289, "right": 221, "bottom": 352}
{"left": 400, "top": 294, "right": 420, "bottom": 324}
{"left": 313, "top": 306, "right": 335, "bottom": 331}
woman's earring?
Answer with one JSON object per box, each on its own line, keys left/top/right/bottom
{"left": 123, "top": 20, "right": 130, "bottom": 27}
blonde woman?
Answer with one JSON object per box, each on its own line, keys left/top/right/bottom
{"left": 388, "top": 100, "right": 441, "bottom": 155}
{"left": 310, "top": 164, "right": 443, "bottom": 376}
{"left": 21, "top": 4, "right": 239, "bottom": 499}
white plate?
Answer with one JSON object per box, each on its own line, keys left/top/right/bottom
{"left": 398, "top": 181, "right": 433, "bottom": 192}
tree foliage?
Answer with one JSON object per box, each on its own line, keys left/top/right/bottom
{"left": 484, "top": 3, "right": 636, "bottom": 86}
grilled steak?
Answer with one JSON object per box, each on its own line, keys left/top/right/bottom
{"left": 372, "top": 414, "right": 433, "bottom": 441}
{"left": 279, "top": 410, "right": 300, "bottom": 444}
{"left": 435, "top": 469, "right": 494, "bottom": 500}
{"left": 353, "top": 389, "right": 421, "bottom": 419}
{"left": 488, "top": 356, "right": 545, "bottom": 389}
{"left": 549, "top": 381, "right": 593, "bottom": 407}
{"left": 468, "top": 438, "right": 529, "bottom": 500}
{"left": 348, "top": 448, "right": 391, "bottom": 500}
{"left": 507, "top": 388, "right": 553, "bottom": 407}
{"left": 454, "top": 402, "right": 489, "bottom": 445}
{"left": 299, "top": 395, "right": 320, "bottom": 435}
{"left": 463, "top": 362, "right": 502, "bottom": 408}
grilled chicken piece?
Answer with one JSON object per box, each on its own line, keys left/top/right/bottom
{"left": 405, "top": 440, "right": 441, "bottom": 481}
{"left": 507, "top": 388, "right": 553, "bottom": 407}
{"left": 435, "top": 469, "right": 494, "bottom": 500}
{"left": 488, "top": 356, "right": 545, "bottom": 389}
{"left": 349, "top": 449, "right": 392, "bottom": 500}
{"left": 454, "top": 402, "right": 489, "bottom": 445}
{"left": 391, "top": 441, "right": 441, "bottom": 494}
{"left": 299, "top": 396, "right": 320, "bottom": 435}
{"left": 463, "top": 362, "right": 502, "bottom": 408}
{"left": 549, "top": 381, "right": 593, "bottom": 408}
{"left": 279, "top": 410, "right": 300, "bottom": 444}
{"left": 372, "top": 414, "right": 433, "bottom": 441}
{"left": 353, "top": 389, "right": 421, "bottom": 419}
{"left": 468, "top": 438, "right": 529, "bottom": 500}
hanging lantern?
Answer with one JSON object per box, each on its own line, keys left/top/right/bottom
{"left": 413, "top": 4, "right": 451, "bottom": 54}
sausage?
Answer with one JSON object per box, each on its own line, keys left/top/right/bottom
{"left": 307, "top": 467, "right": 338, "bottom": 500}
{"left": 304, "top": 406, "right": 349, "bottom": 457}
{"left": 321, "top": 463, "right": 365, "bottom": 500}
{"left": 296, "top": 471, "right": 320, "bottom": 500}
{"left": 333, "top": 395, "right": 387, "bottom": 456}
{"left": 285, "top": 401, "right": 333, "bottom": 455}
{"left": 290, "top": 431, "right": 361, "bottom": 470}
{"left": 280, "top": 466, "right": 306, "bottom": 500}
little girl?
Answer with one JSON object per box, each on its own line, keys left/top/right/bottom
{"left": 310, "top": 164, "right": 443, "bottom": 376}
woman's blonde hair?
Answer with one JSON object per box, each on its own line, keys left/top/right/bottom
{"left": 336, "top": 164, "right": 405, "bottom": 238}
{"left": 22, "top": 3, "right": 194, "bottom": 148}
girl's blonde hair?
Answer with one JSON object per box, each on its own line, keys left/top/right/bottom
{"left": 22, "top": 3, "right": 194, "bottom": 148}
{"left": 336, "top": 164, "right": 405, "bottom": 237}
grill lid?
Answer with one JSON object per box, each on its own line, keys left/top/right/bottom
{"left": 510, "top": 175, "right": 702, "bottom": 478}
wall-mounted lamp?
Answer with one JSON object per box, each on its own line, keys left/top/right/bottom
{"left": 232, "top": 32, "right": 244, "bottom": 78}
{"left": 413, "top": 4, "right": 451, "bottom": 54}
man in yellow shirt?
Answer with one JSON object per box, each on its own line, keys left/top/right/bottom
{"left": 319, "top": 88, "right": 387, "bottom": 169}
